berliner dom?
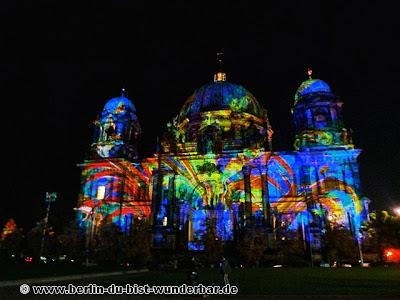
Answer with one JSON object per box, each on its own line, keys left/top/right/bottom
{"left": 76, "top": 65, "right": 369, "bottom": 252}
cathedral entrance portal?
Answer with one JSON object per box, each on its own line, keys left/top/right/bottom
{"left": 187, "top": 180, "right": 233, "bottom": 250}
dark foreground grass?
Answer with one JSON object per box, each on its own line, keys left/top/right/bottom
{"left": 226, "top": 267, "right": 400, "bottom": 296}
{"left": 1, "top": 265, "right": 399, "bottom": 296}
{"left": 122, "top": 267, "right": 400, "bottom": 296}
{"left": 0, "top": 263, "right": 127, "bottom": 281}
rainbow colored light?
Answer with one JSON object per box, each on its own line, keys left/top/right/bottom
{"left": 76, "top": 70, "right": 369, "bottom": 251}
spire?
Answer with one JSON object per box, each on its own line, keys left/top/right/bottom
{"left": 121, "top": 88, "right": 126, "bottom": 97}
{"left": 214, "top": 52, "right": 226, "bottom": 82}
{"left": 217, "top": 52, "right": 223, "bottom": 70}
{"left": 156, "top": 136, "right": 160, "bottom": 153}
{"left": 307, "top": 68, "right": 313, "bottom": 80}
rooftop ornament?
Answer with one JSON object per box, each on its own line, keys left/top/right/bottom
{"left": 214, "top": 52, "right": 226, "bottom": 82}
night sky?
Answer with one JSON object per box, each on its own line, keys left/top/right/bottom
{"left": 1, "top": 1, "right": 399, "bottom": 230}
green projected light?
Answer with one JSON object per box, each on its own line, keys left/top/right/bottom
{"left": 76, "top": 69, "right": 369, "bottom": 251}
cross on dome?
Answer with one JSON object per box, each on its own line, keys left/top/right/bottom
{"left": 307, "top": 68, "right": 313, "bottom": 79}
{"left": 214, "top": 52, "right": 226, "bottom": 82}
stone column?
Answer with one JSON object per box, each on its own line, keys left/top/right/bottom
{"left": 261, "top": 169, "right": 271, "bottom": 225}
{"left": 167, "top": 174, "right": 176, "bottom": 228}
{"left": 242, "top": 165, "right": 252, "bottom": 221}
{"left": 150, "top": 169, "right": 164, "bottom": 226}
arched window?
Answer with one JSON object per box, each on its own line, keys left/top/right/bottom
{"left": 313, "top": 107, "right": 330, "bottom": 128}
{"left": 198, "top": 125, "right": 222, "bottom": 154}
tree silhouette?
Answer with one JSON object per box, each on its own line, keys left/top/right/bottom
{"left": 237, "top": 227, "right": 268, "bottom": 267}
{"left": 0, "top": 219, "right": 23, "bottom": 262}
{"left": 203, "top": 218, "right": 224, "bottom": 266}
{"left": 323, "top": 225, "right": 358, "bottom": 266}
{"left": 122, "top": 218, "right": 152, "bottom": 267}
{"left": 362, "top": 210, "right": 400, "bottom": 262}
{"left": 92, "top": 222, "right": 122, "bottom": 265}
{"left": 57, "top": 221, "right": 84, "bottom": 260}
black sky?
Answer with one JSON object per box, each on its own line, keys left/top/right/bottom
{"left": 1, "top": 1, "right": 399, "bottom": 230}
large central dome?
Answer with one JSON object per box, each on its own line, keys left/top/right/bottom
{"left": 177, "top": 79, "right": 265, "bottom": 121}
{"left": 162, "top": 71, "right": 272, "bottom": 154}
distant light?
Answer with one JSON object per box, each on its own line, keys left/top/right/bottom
{"left": 384, "top": 248, "right": 400, "bottom": 263}
{"left": 394, "top": 207, "right": 400, "bottom": 216}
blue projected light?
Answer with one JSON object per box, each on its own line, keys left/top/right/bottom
{"left": 76, "top": 69, "right": 369, "bottom": 252}
{"left": 294, "top": 79, "right": 333, "bottom": 105}
{"left": 104, "top": 95, "right": 137, "bottom": 113}
{"left": 178, "top": 81, "right": 264, "bottom": 121}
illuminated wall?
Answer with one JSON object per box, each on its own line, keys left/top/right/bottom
{"left": 76, "top": 159, "right": 152, "bottom": 233}
{"left": 148, "top": 149, "right": 368, "bottom": 249}
{"left": 76, "top": 70, "right": 369, "bottom": 251}
{"left": 76, "top": 92, "right": 148, "bottom": 233}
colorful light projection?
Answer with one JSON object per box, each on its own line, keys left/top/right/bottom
{"left": 76, "top": 69, "right": 369, "bottom": 251}
{"left": 178, "top": 81, "right": 265, "bottom": 122}
{"left": 283, "top": 150, "right": 366, "bottom": 242}
{"left": 292, "top": 71, "right": 353, "bottom": 151}
{"left": 149, "top": 151, "right": 294, "bottom": 249}
{"left": 294, "top": 78, "right": 333, "bottom": 107}
{"left": 93, "top": 92, "right": 140, "bottom": 159}
{"left": 148, "top": 146, "right": 367, "bottom": 249}
{"left": 293, "top": 129, "right": 354, "bottom": 150}
{"left": 161, "top": 74, "right": 273, "bottom": 159}
{"left": 76, "top": 159, "right": 151, "bottom": 232}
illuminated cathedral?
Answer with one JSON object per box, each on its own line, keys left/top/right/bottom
{"left": 76, "top": 66, "right": 369, "bottom": 251}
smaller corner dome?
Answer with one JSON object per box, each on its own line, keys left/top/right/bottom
{"left": 294, "top": 79, "right": 333, "bottom": 104}
{"left": 103, "top": 95, "right": 137, "bottom": 114}
{"left": 101, "top": 94, "right": 138, "bottom": 123}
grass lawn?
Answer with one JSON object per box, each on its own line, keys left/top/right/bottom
{"left": 122, "top": 267, "right": 400, "bottom": 296}
{"left": 226, "top": 267, "right": 400, "bottom": 296}
{"left": 1, "top": 264, "right": 399, "bottom": 296}
{"left": 0, "top": 263, "right": 128, "bottom": 281}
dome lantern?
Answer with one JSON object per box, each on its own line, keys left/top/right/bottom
{"left": 213, "top": 52, "right": 227, "bottom": 82}
{"left": 214, "top": 71, "right": 227, "bottom": 82}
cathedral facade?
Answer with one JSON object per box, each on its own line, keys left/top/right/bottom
{"left": 76, "top": 68, "right": 369, "bottom": 251}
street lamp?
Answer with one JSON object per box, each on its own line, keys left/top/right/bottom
{"left": 84, "top": 207, "right": 98, "bottom": 267}
{"left": 394, "top": 207, "right": 400, "bottom": 217}
{"left": 73, "top": 205, "right": 96, "bottom": 266}
{"left": 39, "top": 192, "right": 57, "bottom": 259}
